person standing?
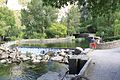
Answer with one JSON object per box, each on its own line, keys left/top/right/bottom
{"left": 90, "top": 37, "right": 96, "bottom": 49}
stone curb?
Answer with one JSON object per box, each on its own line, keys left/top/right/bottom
{"left": 78, "top": 58, "right": 92, "bottom": 76}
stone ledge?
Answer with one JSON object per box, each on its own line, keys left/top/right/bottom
{"left": 97, "top": 40, "right": 120, "bottom": 49}
{"left": 78, "top": 58, "right": 92, "bottom": 76}
{"left": 16, "top": 37, "right": 75, "bottom": 44}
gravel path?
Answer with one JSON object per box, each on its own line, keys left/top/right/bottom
{"left": 86, "top": 48, "right": 120, "bottom": 80}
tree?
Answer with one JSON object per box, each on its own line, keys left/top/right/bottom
{"left": 61, "top": 5, "right": 80, "bottom": 35}
{"left": 18, "top": 0, "right": 31, "bottom": 7}
{"left": 46, "top": 23, "right": 67, "bottom": 38}
{"left": 43, "top": 0, "right": 120, "bottom": 17}
{"left": 114, "top": 11, "right": 120, "bottom": 36}
{"left": 21, "top": 0, "right": 58, "bottom": 39}
{"left": 43, "top": 0, "right": 120, "bottom": 34}
{"left": 0, "top": 7, "right": 16, "bottom": 36}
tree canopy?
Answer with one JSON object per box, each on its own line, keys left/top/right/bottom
{"left": 46, "top": 23, "right": 67, "bottom": 38}
{"left": 0, "top": 7, "right": 15, "bottom": 36}
{"left": 21, "top": 0, "right": 58, "bottom": 39}
{"left": 60, "top": 5, "right": 80, "bottom": 35}
{"left": 43, "top": 0, "right": 120, "bottom": 37}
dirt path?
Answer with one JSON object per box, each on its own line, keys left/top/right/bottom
{"left": 86, "top": 48, "right": 120, "bottom": 80}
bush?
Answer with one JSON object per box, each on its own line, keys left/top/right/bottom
{"left": 46, "top": 23, "right": 67, "bottom": 38}
{"left": 28, "top": 32, "right": 47, "bottom": 39}
{"left": 103, "top": 35, "right": 120, "bottom": 42}
{"left": 96, "top": 27, "right": 114, "bottom": 38}
{"left": 75, "top": 38, "right": 85, "bottom": 43}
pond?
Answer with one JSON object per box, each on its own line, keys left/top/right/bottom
{"left": 16, "top": 39, "right": 89, "bottom": 54}
{"left": 18, "top": 39, "right": 89, "bottom": 49}
{"left": 0, "top": 61, "right": 67, "bottom": 80}
{"left": 0, "top": 39, "right": 89, "bottom": 80}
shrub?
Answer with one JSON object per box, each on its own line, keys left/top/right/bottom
{"left": 103, "top": 35, "right": 120, "bottom": 42}
{"left": 46, "top": 23, "right": 67, "bottom": 38}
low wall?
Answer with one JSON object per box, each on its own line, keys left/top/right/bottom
{"left": 97, "top": 40, "right": 120, "bottom": 49}
{"left": 16, "top": 37, "right": 75, "bottom": 44}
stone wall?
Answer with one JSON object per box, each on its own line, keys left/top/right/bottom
{"left": 16, "top": 36, "right": 75, "bottom": 44}
{"left": 97, "top": 40, "right": 120, "bottom": 49}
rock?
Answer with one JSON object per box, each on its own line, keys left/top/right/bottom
{"left": 37, "top": 71, "right": 60, "bottom": 80}
{"left": 82, "top": 48, "right": 91, "bottom": 54}
{"left": 23, "top": 57, "right": 30, "bottom": 61}
{"left": 51, "top": 55, "right": 63, "bottom": 62}
{"left": 59, "top": 49, "right": 66, "bottom": 56}
{"left": 31, "top": 54, "right": 36, "bottom": 58}
{"left": 6, "top": 59, "right": 12, "bottom": 63}
{"left": 37, "top": 56, "right": 42, "bottom": 60}
{"left": 20, "top": 54, "right": 30, "bottom": 61}
{"left": 0, "top": 50, "right": 3, "bottom": 54}
{"left": 76, "top": 47, "right": 84, "bottom": 52}
{"left": 46, "top": 51, "right": 55, "bottom": 57}
{"left": 0, "top": 59, "right": 7, "bottom": 63}
{"left": 73, "top": 47, "right": 84, "bottom": 55}
{"left": 32, "top": 59, "right": 40, "bottom": 63}
{"left": 63, "top": 57, "right": 68, "bottom": 63}
{"left": 9, "top": 53, "right": 16, "bottom": 59}
{"left": 1, "top": 53, "right": 9, "bottom": 59}
{"left": 44, "top": 55, "right": 50, "bottom": 60}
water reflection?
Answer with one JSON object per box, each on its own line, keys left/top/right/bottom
{"left": 0, "top": 62, "right": 67, "bottom": 80}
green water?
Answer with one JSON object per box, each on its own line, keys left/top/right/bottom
{"left": 0, "top": 38, "right": 89, "bottom": 80}
{"left": 0, "top": 61, "right": 67, "bottom": 80}
{"left": 18, "top": 39, "right": 89, "bottom": 49}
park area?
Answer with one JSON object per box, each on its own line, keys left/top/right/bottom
{"left": 1, "top": 0, "right": 120, "bottom": 80}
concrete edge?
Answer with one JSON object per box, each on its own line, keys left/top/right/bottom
{"left": 78, "top": 58, "right": 92, "bottom": 76}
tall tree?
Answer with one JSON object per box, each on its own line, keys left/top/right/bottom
{"left": 43, "top": 0, "right": 120, "bottom": 34}
{"left": 61, "top": 5, "right": 80, "bottom": 35}
{"left": 0, "top": 7, "right": 15, "bottom": 36}
{"left": 21, "top": 0, "right": 58, "bottom": 39}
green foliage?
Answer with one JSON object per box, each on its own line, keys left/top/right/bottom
{"left": 103, "top": 36, "right": 120, "bottom": 42}
{"left": 46, "top": 23, "right": 67, "bottom": 38}
{"left": 75, "top": 38, "right": 85, "bottom": 43}
{"left": 43, "top": 0, "right": 120, "bottom": 38}
{"left": 7, "top": 26, "right": 24, "bottom": 40}
{"left": 61, "top": 5, "right": 80, "bottom": 35}
{"left": 113, "top": 11, "right": 120, "bottom": 36}
{"left": 18, "top": 0, "right": 31, "bottom": 6}
{"left": 28, "top": 32, "right": 47, "bottom": 39}
{"left": 114, "top": 20, "right": 120, "bottom": 36}
{"left": 0, "top": 7, "right": 16, "bottom": 36}
{"left": 21, "top": 0, "right": 58, "bottom": 39}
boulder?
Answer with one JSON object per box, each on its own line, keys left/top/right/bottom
{"left": 31, "top": 54, "right": 36, "bottom": 58}
{"left": 19, "top": 54, "right": 30, "bottom": 61}
{"left": 76, "top": 47, "right": 84, "bottom": 52}
{"left": 59, "top": 49, "right": 66, "bottom": 56}
{"left": 32, "top": 59, "right": 40, "bottom": 63}
{"left": 9, "top": 53, "right": 16, "bottom": 59}
{"left": 23, "top": 57, "right": 30, "bottom": 61}
{"left": 6, "top": 59, "right": 12, "bottom": 64}
{"left": 1, "top": 53, "right": 9, "bottom": 59}
{"left": 46, "top": 51, "right": 55, "bottom": 57}
{"left": 0, "top": 59, "right": 7, "bottom": 63}
{"left": 73, "top": 47, "right": 84, "bottom": 55}
{"left": 51, "top": 55, "right": 63, "bottom": 62}
{"left": 37, "top": 56, "right": 42, "bottom": 60}
{"left": 44, "top": 55, "right": 50, "bottom": 60}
